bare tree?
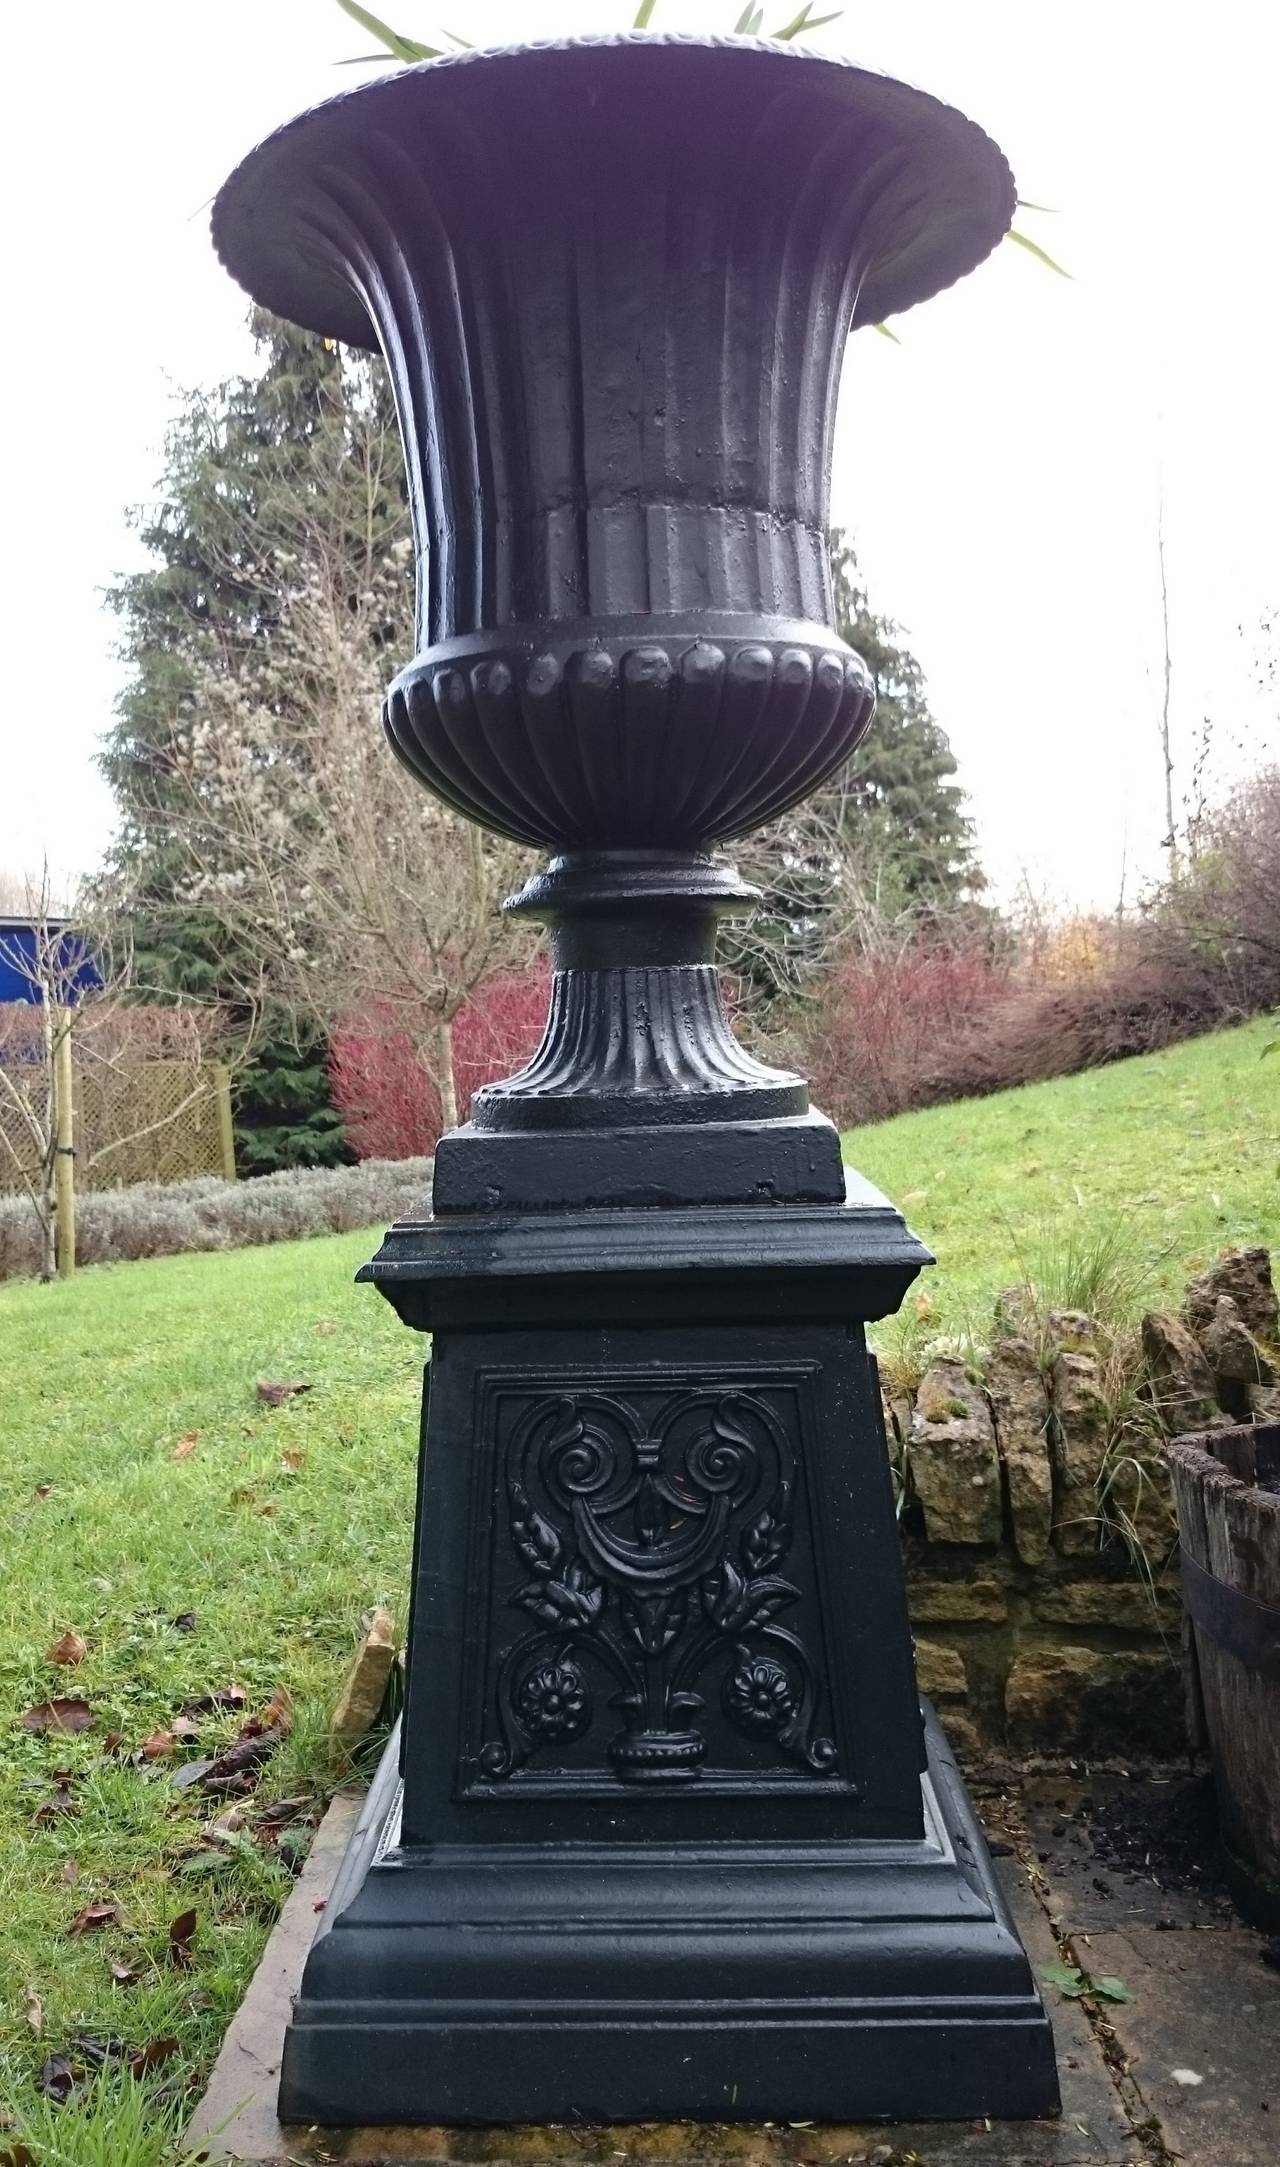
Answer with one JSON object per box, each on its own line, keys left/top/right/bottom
{"left": 1157, "top": 500, "right": 1177, "bottom": 864}
{"left": 127, "top": 395, "right": 533, "bottom": 1128}
{"left": 725, "top": 766, "right": 984, "bottom": 1017}
{"left": 0, "top": 873, "right": 223, "bottom": 1279}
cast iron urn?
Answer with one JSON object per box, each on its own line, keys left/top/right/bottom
{"left": 214, "top": 31, "right": 1059, "bottom": 2129}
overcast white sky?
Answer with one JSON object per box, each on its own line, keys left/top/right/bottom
{"left": 2, "top": 1, "right": 1276, "bottom": 910}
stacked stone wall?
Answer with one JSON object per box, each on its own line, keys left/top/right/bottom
{"left": 885, "top": 1245, "right": 1278, "bottom": 1758}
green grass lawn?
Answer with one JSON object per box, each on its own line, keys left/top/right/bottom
{"left": 0, "top": 1016, "right": 1276, "bottom": 2160}
{"left": 849, "top": 1014, "right": 1279, "bottom": 1349}
{"left": 0, "top": 1231, "right": 424, "bottom": 2158}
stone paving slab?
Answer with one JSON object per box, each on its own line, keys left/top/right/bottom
{"left": 188, "top": 1798, "right": 1142, "bottom": 2167}
{"left": 1077, "top": 1924, "right": 1280, "bottom": 2167}
{"left": 1014, "top": 1771, "right": 1280, "bottom": 2167}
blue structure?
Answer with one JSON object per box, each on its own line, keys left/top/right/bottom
{"left": 0, "top": 916, "right": 100, "bottom": 1007}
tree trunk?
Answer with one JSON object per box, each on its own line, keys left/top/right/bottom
{"left": 38, "top": 994, "right": 56, "bottom": 1281}
{"left": 39, "top": 1184, "right": 56, "bottom": 1282}
{"left": 53, "top": 1006, "right": 76, "bottom": 1279}
{"left": 435, "top": 1014, "right": 459, "bottom": 1135}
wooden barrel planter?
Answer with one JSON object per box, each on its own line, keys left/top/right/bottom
{"left": 1167, "top": 1422, "right": 1280, "bottom": 1928}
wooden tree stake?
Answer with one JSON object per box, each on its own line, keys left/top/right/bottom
{"left": 53, "top": 1004, "right": 75, "bottom": 1279}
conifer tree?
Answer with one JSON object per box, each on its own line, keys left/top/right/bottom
{"left": 829, "top": 534, "right": 980, "bottom": 906}
{"left": 101, "top": 312, "right": 404, "bottom": 1169}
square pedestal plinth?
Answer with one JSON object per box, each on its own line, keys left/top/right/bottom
{"left": 276, "top": 1185, "right": 1058, "bottom": 2128}
{"left": 278, "top": 1706, "right": 1058, "bottom": 2127}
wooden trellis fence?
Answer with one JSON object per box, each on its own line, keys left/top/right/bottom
{"left": 0, "top": 1058, "right": 235, "bottom": 1195}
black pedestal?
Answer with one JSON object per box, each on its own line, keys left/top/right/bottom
{"left": 279, "top": 1182, "right": 1059, "bottom": 2126}
{"left": 280, "top": 1704, "right": 1056, "bottom": 2126}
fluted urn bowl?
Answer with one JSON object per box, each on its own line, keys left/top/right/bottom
{"left": 213, "top": 35, "right": 1013, "bottom": 852}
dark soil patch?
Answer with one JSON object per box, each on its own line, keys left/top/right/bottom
{"left": 1084, "top": 1771, "right": 1228, "bottom": 1902}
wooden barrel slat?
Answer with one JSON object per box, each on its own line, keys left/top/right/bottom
{"left": 1167, "top": 1422, "right": 1280, "bottom": 1921}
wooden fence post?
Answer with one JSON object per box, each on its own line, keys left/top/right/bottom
{"left": 214, "top": 1063, "right": 237, "bottom": 1182}
{"left": 53, "top": 1004, "right": 76, "bottom": 1279}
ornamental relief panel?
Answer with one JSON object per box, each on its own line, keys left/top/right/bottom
{"left": 469, "top": 1372, "right": 838, "bottom": 1790}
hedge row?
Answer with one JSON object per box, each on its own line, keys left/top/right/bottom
{"left": 0, "top": 1157, "right": 433, "bottom": 1283}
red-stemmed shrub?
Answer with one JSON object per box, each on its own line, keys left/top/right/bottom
{"left": 451, "top": 966, "right": 552, "bottom": 1117}
{"left": 328, "top": 1011, "right": 439, "bottom": 1162}
{"left": 800, "top": 938, "right": 1006, "bottom": 1127}
{"left": 329, "top": 963, "right": 551, "bottom": 1161}
{"left": 801, "top": 911, "right": 1247, "bottom": 1131}
{"left": 910, "top": 956, "right": 1232, "bottom": 1108}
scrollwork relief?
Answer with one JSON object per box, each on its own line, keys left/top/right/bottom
{"left": 478, "top": 1384, "right": 836, "bottom": 1785}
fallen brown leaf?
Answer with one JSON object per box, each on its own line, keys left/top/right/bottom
{"left": 66, "top": 2034, "right": 131, "bottom": 2071}
{"left": 139, "top": 1729, "right": 175, "bottom": 1761}
{"left": 255, "top": 1686, "right": 294, "bottom": 1737}
{"left": 67, "top": 1901, "right": 118, "bottom": 1936}
{"left": 23, "top": 1987, "right": 42, "bottom": 2036}
{"left": 256, "top": 1378, "right": 312, "bottom": 1406}
{"left": 37, "top": 2051, "right": 80, "bottom": 2101}
{"left": 34, "top": 1482, "right": 52, "bottom": 1499}
{"left": 46, "top": 1628, "right": 88, "bottom": 1666}
{"left": 58, "top": 2032, "right": 165, "bottom": 2085}
{"left": 58, "top": 1859, "right": 80, "bottom": 1885}
{"left": 254, "top": 1795, "right": 307, "bottom": 1833}
{"left": 170, "top": 1611, "right": 198, "bottom": 1633}
{"left": 170, "top": 1759, "right": 216, "bottom": 1792}
{"left": 170, "top": 1715, "right": 200, "bottom": 1741}
{"left": 32, "top": 1787, "right": 78, "bottom": 1825}
{"left": 280, "top": 1448, "right": 305, "bottom": 1472}
{"left": 168, "top": 1908, "right": 197, "bottom": 1969}
{"left": 108, "top": 1958, "right": 139, "bottom": 1984}
{"left": 101, "top": 1729, "right": 125, "bottom": 1754}
{"left": 202, "top": 1728, "right": 285, "bottom": 1790}
{"left": 171, "top": 1432, "right": 198, "bottom": 1461}
{"left": 22, "top": 1698, "right": 93, "bottom": 1734}
{"left": 1, "top": 2143, "right": 38, "bottom": 2167}
{"left": 179, "top": 1685, "right": 246, "bottom": 1719}
{"left": 129, "top": 2035, "right": 179, "bottom": 2076}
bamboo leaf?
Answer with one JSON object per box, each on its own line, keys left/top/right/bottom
{"left": 772, "top": 6, "right": 843, "bottom": 38}
{"left": 634, "top": 0, "right": 659, "bottom": 25}
{"left": 1016, "top": 198, "right": 1059, "bottom": 215}
{"left": 335, "top": 1, "right": 441, "bottom": 63}
{"left": 442, "top": 27, "right": 473, "bottom": 45}
{"left": 873, "top": 320, "right": 902, "bottom": 344}
{"left": 1005, "top": 227, "right": 1073, "bottom": 279}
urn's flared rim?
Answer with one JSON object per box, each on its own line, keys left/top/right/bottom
{"left": 212, "top": 32, "right": 1015, "bottom": 345}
